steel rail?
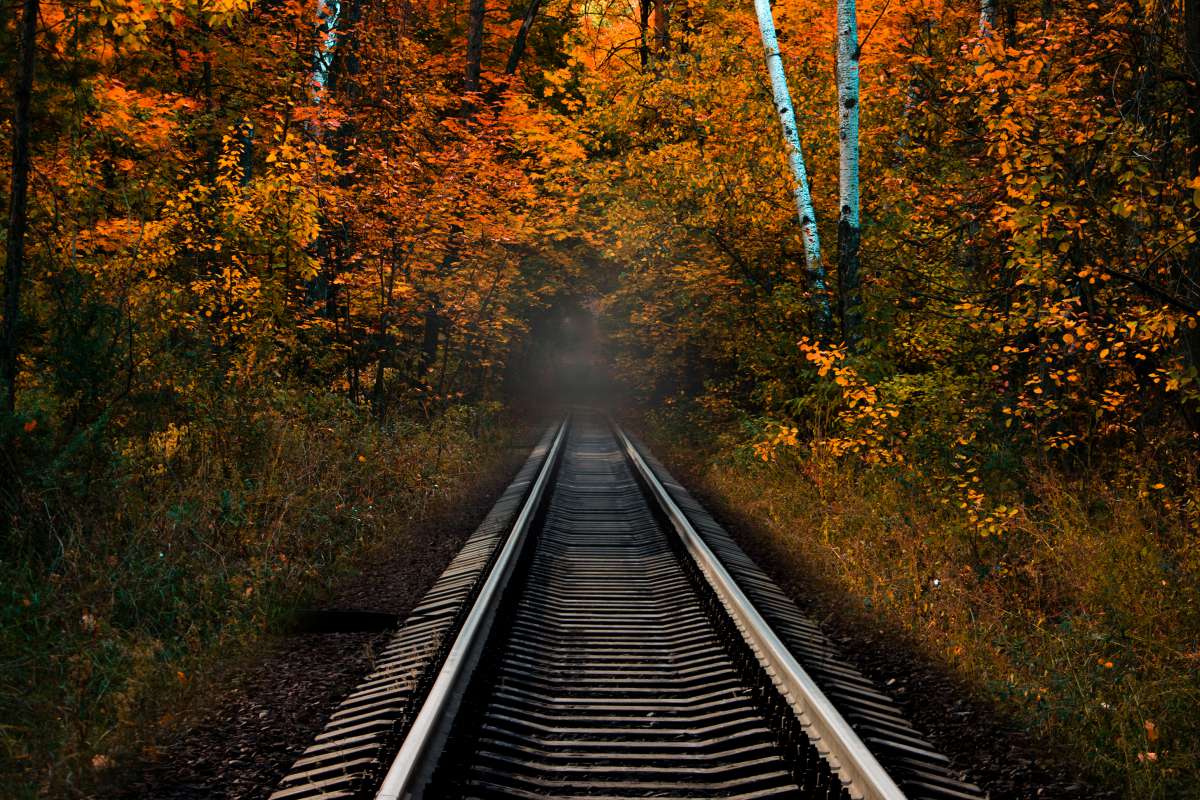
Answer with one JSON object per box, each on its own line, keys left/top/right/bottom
{"left": 374, "top": 416, "right": 569, "bottom": 800}
{"left": 613, "top": 422, "right": 908, "bottom": 800}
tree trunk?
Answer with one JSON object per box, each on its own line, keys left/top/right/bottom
{"left": 1187, "top": 0, "right": 1200, "bottom": 181}
{"left": 465, "top": 0, "right": 486, "bottom": 94}
{"left": 419, "top": 296, "right": 442, "bottom": 379}
{"left": 979, "top": 0, "right": 998, "bottom": 38}
{"left": 310, "top": 0, "right": 362, "bottom": 324}
{"left": 330, "top": 0, "right": 364, "bottom": 96}
{"left": 312, "top": 0, "right": 341, "bottom": 91}
{"left": 750, "top": 0, "right": 833, "bottom": 334}
{"left": 3, "top": 0, "right": 39, "bottom": 414}
{"left": 639, "top": 0, "right": 651, "bottom": 67}
{"left": 1180, "top": 0, "right": 1200, "bottom": 434}
{"left": 371, "top": 356, "right": 387, "bottom": 416}
{"left": 836, "top": 0, "right": 862, "bottom": 347}
{"left": 480, "top": 0, "right": 542, "bottom": 104}
{"left": 652, "top": 0, "right": 669, "bottom": 53}
{"left": 504, "top": 0, "right": 542, "bottom": 76}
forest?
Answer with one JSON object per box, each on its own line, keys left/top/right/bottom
{"left": 2, "top": 0, "right": 1199, "bottom": 794}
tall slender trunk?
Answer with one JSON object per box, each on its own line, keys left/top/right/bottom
{"left": 639, "top": 0, "right": 652, "bottom": 67}
{"left": 310, "top": 0, "right": 363, "bottom": 399}
{"left": 236, "top": 118, "right": 254, "bottom": 184}
{"left": 979, "top": 0, "right": 998, "bottom": 38}
{"left": 836, "top": 0, "right": 862, "bottom": 347}
{"left": 312, "top": 0, "right": 341, "bottom": 91}
{"left": 750, "top": 0, "right": 833, "bottom": 333}
{"left": 652, "top": 0, "right": 669, "bottom": 53}
{"left": 1187, "top": 0, "right": 1200, "bottom": 182}
{"left": 3, "top": 0, "right": 40, "bottom": 414}
{"left": 1179, "top": 0, "right": 1200, "bottom": 433}
{"left": 319, "top": 0, "right": 362, "bottom": 254}
{"left": 419, "top": 302, "right": 441, "bottom": 378}
{"left": 425, "top": 2, "right": 489, "bottom": 394}
{"left": 465, "top": 0, "right": 486, "bottom": 94}
{"left": 504, "top": 0, "right": 542, "bottom": 76}
{"left": 480, "top": 0, "right": 543, "bottom": 104}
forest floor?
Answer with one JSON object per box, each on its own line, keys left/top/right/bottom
{"left": 11, "top": 399, "right": 1193, "bottom": 799}
{"left": 2, "top": 398, "right": 538, "bottom": 799}
{"left": 640, "top": 416, "right": 1198, "bottom": 800}
{"left": 98, "top": 425, "right": 538, "bottom": 799}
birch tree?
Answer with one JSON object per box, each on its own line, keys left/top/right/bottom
{"left": 751, "top": 0, "right": 833, "bottom": 333}
{"left": 836, "top": 0, "right": 862, "bottom": 347}
{"left": 312, "top": 0, "right": 340, "bottom": 92}
{"left": 979, "top": 0, "right": 998, "bottom": 38}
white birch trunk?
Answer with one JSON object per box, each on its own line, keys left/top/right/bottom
{"left": 312, "top": 0, "right": 340, "bottom": 93}
{"left": 836, "top": 0, "right": 859, "bottom": 236}
{"left": 836, "top": 0, "right": 862, "bottom": 345}
{"left": 979, "top": 0, "right": 997, "bottom": 39}
{"left": 751, "top": 0, "right": 833, "bottom": 332}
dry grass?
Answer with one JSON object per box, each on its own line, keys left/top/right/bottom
{"left": 0, "top": 395, "right": 522, "bottom": 798}
{"left": 645, "top": 422, "right": 1200, "bottom": 799}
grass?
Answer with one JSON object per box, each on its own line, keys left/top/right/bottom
{"left": 0, "top": 393, "right": 524, "bottom": 798}
{"left": 643, "top": 415, "right": 1200, "bottom": 799}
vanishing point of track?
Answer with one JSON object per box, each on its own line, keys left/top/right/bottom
{"left": 272, "top": 413, "right": 985, "bottom": 800}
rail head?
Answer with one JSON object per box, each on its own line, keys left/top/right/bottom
{"left": 374, "top": 416, "right": 569, "bottom": 800}
{"left": 613, "top": 422, "right": 908, "bottom": 800}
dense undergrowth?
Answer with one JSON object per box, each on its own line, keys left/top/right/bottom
{"left": 0, "top": 396, "right": 514, "bottom": 798}
{"left": 643, "top": 404, "right": 1200, "bottom": 799}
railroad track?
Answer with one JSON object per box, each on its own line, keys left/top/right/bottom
{"left": 272, "top": 414, "right": 984, "bottom": 800}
